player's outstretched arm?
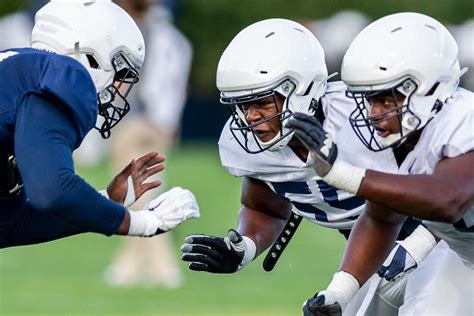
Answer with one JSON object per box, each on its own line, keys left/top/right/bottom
{"left": 288, "top": 113, "right": 474, "bottom": 223}
{"left": 15, "top": 94, "right": 198, "bottom": 240}
{"left": 103, "top": 151, "right": 165, "bottom": 207}
{"left": 15, "top": 94, "right": 129, "bottom": 237}
{"left": 358, "top": 151, "right": 474, "bottom": 223}
{"left": 180, "top": 177, "right": 293, "bottom": 273}
{"left": 302, "top": 201, "right": 406, "bottom": 315}
{"left": 238, "top": 177, "right": 294, "bottom": 255}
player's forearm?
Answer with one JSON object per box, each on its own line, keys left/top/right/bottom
{"left": 339, "top": 211, "right": 403, "bottom": 285}
{"left": 237, "top": 206, "right": 288, "bottom": 257}
{"left": 359, "top": 170, "right": 470, "bottom": 222}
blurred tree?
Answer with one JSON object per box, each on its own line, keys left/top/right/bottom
{"left": 1, "top": 0, "right": 472, "bottom": 103}
{"left": 0, "top": 1, "right": 26, "bottom": 17}
{"left": 175, "top": 0, "right": 474, "bottom": 96}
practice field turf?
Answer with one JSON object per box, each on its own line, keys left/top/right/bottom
{"left": 0, "top": 143, "right": 346, "bottom": 315}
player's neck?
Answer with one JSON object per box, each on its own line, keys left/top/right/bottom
{"left": 392, "top": 129, "right": 423, "bottom": 166}
{"left": 288, "top": 137, "right": 309, "bottom": 162}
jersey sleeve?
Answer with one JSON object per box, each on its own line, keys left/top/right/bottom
{"left": 218, "top": 118, "right": 249, "bottom": 176}
{"left": 38, "top": 55, "right": 98, "bottom": 145}
{"left": 321, "top": 81, "right": 354, "bottom": 138}
{"left": 14, "top": 93, "right": 125, "bottom": 236}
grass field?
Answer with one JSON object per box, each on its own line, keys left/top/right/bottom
{"left": 0, "top": 143, "right": 347, "bottom": 315}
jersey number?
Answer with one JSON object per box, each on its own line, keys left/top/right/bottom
{"left": 271, "top": 180, "right": 364, "bottom": 222}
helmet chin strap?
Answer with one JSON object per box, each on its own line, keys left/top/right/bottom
{"left": 380, "top": 132, "right": 402, "bottom": 148}
{"left": 437, "top": 67, "right": 468, "bottom": 102}
{"left": 325, "top": 72, "right": 339, "bottom": 81}
{"left": 74, "top": 42, "right": 81, "bottom": 60}
{"left": 264, "top": 129, "right": 294, "bottom": 152}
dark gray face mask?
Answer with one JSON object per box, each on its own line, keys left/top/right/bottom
{"left": 95, "top": 53, "right": 140, "bottom": 139}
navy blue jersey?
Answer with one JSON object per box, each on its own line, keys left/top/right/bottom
{"left": 0, "top": 48, "right": 97, "bottom": 151}
{"left": 0, "top": 48, "right": 126, "bottom": 246}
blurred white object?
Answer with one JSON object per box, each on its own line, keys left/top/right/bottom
{"left": 101, "top": 0, "right": 193, "bottom": 288}
{"left": 449, "top": 19, "right": 474, "bottom": 90}
{"left": 73, "top": 129, "right": 107, "bottom": 166}
{"left": 0, "top": 12, "right": 32, "bottom": 49}
{"left": 400, "top": 241, "right": 474, "bottom": 315}
{"left": 306, "top": 10, "right": 370, "bottom": 72}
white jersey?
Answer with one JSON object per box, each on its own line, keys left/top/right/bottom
{"left": 219, "top": 81, "right": 397, "bottom": 230}
{"left": 398, "top": 88, "right": 474, "bottom": 268}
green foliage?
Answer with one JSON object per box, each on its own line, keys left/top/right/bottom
{"left": 176, "top": 0, "right": 474, "bottom": 95}
{"left": 1, "top": 0, "right": 472, "bottom": 97}
{"left": 0, "top": 1, "right": 26, "bottom": 18}
{"left": 0, "top": 143, "right": 347, "bottom": 315}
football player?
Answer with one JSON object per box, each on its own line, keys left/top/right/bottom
{"left": 288, "top": 12, "right": 474, "bottom": 315}
{"left": 180, "top": 18, "right": 436, "bottom": 315}
{"left": 0, "top": 0, "right": 199, "bottom": 248}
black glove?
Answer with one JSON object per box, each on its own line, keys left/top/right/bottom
{"left": 303, "top": 293, "right": 342, "bottom": 316}
{"left": 180, "top": 229, "right": 248, "bottom": 273}
{"left": 287, "top": 113, "right": 338, "bottom": 177}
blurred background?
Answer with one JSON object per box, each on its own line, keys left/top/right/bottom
{"left": 0, "top": 0, "right": 472, "bottom": 315}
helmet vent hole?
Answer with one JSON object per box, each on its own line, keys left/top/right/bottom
{"left": 391, "top": 27, "right": 402, "bottom": 33}
{"left": 265, "top": 32, "right": 275, "bottom": 38}
{"left": 84, "top": 2, "right": 96, "bottom": 7}
{"left": 425, "top": 24, "right": 436, "bottom": 30}
{"left": 379, "top": 66, "right": 387, "bottom": 71}
{"left": 293, "top": 28, "right": 304, "bottom": 33}
{"left": 86, "top": 54, "right": 100, "bottom": 69}
{"left": 260, "top": 70, "right": 268, "bottom": 74}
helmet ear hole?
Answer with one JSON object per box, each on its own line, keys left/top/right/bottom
{"left": 303, "top": 81, "right": 314, "bottom": 96}
{"left": 86, "top": 54, "right": 100, "bottom": 69}
{"left": 425, "top": 82, "right": 439, "bottom": 96}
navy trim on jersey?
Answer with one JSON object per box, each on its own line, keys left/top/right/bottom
{"left": 316, "top": 180, "right": 365, "bottom": 210}
{"left": 292, "top": 201, "right": 329, "bottom": 222}
{"left": 453, "top": 218, "right": 474, "bottom": 233}
{"left": 272, "top": 181, "right": 311, "bottom": 196}
{"left": 271, "top": 180, "right": 362, "bottom": 223}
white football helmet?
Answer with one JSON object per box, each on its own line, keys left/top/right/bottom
{"left": 217, "top": 18, "right": 328, "bottom": 153}
{"left": 342, "top": 12, "right": 466, "bottom": 151}
{"left": 31, "top": 0, "right": 146, "bottom": 138}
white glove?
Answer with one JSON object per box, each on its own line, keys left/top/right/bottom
{"left": 145, "top": 186, "right": 200, "bottom": 231}
{"left": 127, "top": 187, "right": 200, "bottom": 237}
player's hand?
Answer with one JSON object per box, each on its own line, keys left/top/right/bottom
{"left": 180, "top": 229, "right": 255, "bottom": 273}
{"left": 287, "top": 113, "right": 365, "bottom": 195}
{"left": 146, "top": 186, "right": 200, "bottom": 231}
{"left": 286, "top": 113, "right": 338, "bottom": 176}
{"left": 127, "top": 187, "right": 200, "bottom": 237}
{"left": 107, "top": 151, "right": 165, "bottom": 207}
{"left": 302, "top": 293, "right": 342, "bottom": 316}
{"left": 377, "top": 225, "right": 436, "bottom": 281}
